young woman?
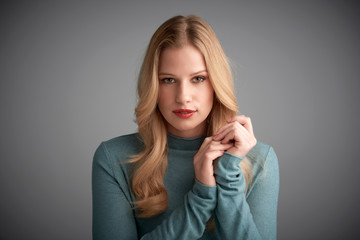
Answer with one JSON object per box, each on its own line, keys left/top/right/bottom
{"left": 92, "top": 15, "right": 279, "bottom": 240}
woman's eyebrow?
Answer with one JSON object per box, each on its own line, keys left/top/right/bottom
{"left": 190, "top": 70, "right": 207, "bottom": 76}
{"left": 158, "top": 70, "right": 207, "bottom": 76}
{"left": 158, "top": 72, "right": 176, "bottom": 76}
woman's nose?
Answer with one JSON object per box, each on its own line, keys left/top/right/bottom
{"left": 175, "top": 81, "right": 192, "bottom": 104}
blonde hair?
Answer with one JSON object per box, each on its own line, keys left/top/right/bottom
{"left": 130, "top": 15, "right": 253, "bottom": 218}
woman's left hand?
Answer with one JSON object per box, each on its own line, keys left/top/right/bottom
{"left": 213, "top": 115, "right": 257, "bottom": 159}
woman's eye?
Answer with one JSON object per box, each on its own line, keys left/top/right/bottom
{"left": 192, "top": 76, "right": 206, "bottom": 83}
{"left": 161, "top": 78, "right": 175, "bottom": 84}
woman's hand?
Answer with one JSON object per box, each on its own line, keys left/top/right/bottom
{"left": 194, "top": 137, "right": 233, "bottom": 186}
{"left": 213, "top": 115, "right": 257, "bottom": 159}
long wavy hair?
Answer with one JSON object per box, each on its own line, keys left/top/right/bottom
{"left": 130, "top": 15, "right": 253, "bottom": 218}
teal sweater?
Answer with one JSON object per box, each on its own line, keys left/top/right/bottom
{"left": 92, "top": 133, "right": 279, "bottom": 239}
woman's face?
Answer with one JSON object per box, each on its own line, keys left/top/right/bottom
{"left": 158, "top": 44, "right": 214, "bottom": 138}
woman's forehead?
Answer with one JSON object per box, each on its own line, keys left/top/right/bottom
{"left": 158, "top": 45, "right": 206, "bottom": 75}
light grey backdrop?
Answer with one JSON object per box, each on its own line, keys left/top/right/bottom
{"left": 1, "top": 0, "right": 359, "bottom": 239}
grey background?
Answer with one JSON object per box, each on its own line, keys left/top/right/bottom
{"left": 1, "top": 0, "right": 359, "bottom": 239}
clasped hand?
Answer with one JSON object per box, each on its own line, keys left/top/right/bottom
{"left": 193, "top": 115, "right": 257, "bottom": 186}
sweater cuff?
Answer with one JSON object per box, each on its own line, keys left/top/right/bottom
{"left": 215, "top": 152, "right": 242, "bottom": 178}
{"left": 192, "top": 179, "right": 217, "bottom": 199}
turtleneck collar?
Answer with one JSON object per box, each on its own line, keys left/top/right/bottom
{"left": 167, "top": 133, "right": 206, "bottom": 151}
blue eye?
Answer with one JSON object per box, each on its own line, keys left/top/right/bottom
{"left": 161, "top": 78, "right": 176, "bottom": 84}
{"left": 192, "top": 76, "right": 206, "bottom": 83}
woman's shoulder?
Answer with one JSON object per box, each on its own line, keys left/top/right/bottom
{"left": 94, "top": 133, "right": 144, "bottom": 164}
{"left": 246, "top": 141, "right": 279, "bottom": 194}
{"left": 247, "top": 141, "right": 278, "bottom": 173}
{"left": 102, "top": 133, "right": 143, "bottom": 149}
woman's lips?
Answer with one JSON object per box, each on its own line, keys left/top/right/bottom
{"left": 173, "top": 109, "right": 196, "bottom": 119}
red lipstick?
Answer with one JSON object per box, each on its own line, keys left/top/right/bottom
{"left": 173, "top": 109, "right": 196, "bottom": 119}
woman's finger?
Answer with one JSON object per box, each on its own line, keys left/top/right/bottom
{"left": 208, "top": 141, "right": 233, "bottom": 152}
{"left": 227, "top": 115, "right": 254, "bottom": 135}
{"left": 213, "top": 121, "right": 247, "bottom": 143}
{"left": 213, "top": 123, "right": 233, "bottom": 140}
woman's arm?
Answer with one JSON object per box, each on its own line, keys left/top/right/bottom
{"left": 214, "top": 147, "right": 279, "bottom": 240}
{"left": 212, "top": 115, "right": 279, "bottom": 239}
{"left": 92, "top": 143, "right": 137, "bottom": 239}
{"left": 92, "top": 142, "right": 217, "bottom": 240}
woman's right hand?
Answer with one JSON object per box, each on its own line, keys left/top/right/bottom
{"left": 193, "top": 137, "right": 233, "bottom": 186}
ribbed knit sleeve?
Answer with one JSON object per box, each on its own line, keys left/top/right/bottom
{"left": 214, "top": 147, "right": 279, "bottom": 240}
